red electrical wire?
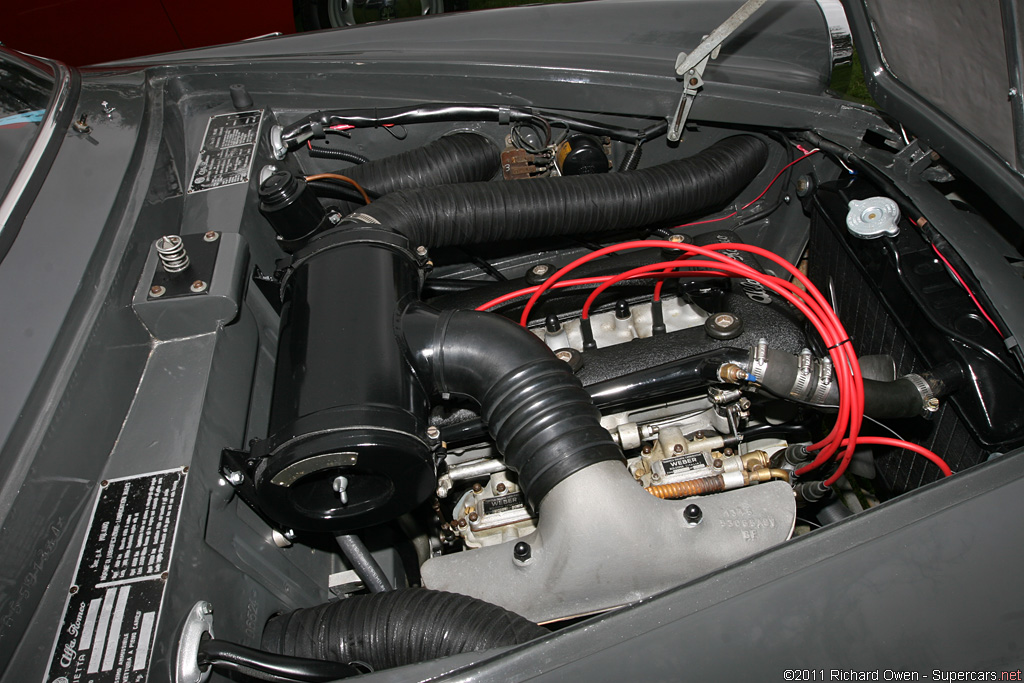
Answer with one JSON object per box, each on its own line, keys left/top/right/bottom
{"left": 835, "top": 437, "right": 952, "bottom": 478}
{"left": 930, "top": 243, "right": 1003, "bottom": 337}
{"left": 651, "top": 148, "right": 819, "bottom": 302}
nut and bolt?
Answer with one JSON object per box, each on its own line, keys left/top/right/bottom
{"left": 668, "top": 234, "right": 689, "bottom": 244}
{"left": 495, "top": 482, "right": 507, "bottom": 493}
{"left": 283, "top": 529, "right": 297, "bottom": 541}
{"left": 190, "top": 280, "right": 208, "bottom": 293}
{"left": 201, "top": 603, "right": 214, "bottom": 616}
{"left": 513, "top": 541, "right": 532, "bottom": 563}
{"left": 328, "top": 213, "right": 342, "bottom": 225}
{"left": 652, "top": 472, "right": 661, "bottom": 480}
{"left": 203, "top": 231, "right": 220, "bottom": 242}
{"left": 472, "top": 483, "right": 484, "bottom": 493}
{"left": 713, "top": 458, "right": 724, "bottom": 469}
{"left": 223, "top": 470, "right": 244, "bottom": 486}
{"left": 723, "top": 448, "right": 735, "bottom": 457}
{"left": 1010, "top": 87, "right": 1019, "bottom": 98}
{"left": 458, "top": 518, "right": 468, "bottom": 528}
{"left": 150, "top": 285, "right": 166, "bottom": 298}
{"left": 426, "top": 426, "right": 441, "bottom": 440}
{"left": 555, "top": 350, "right": 573, "bottom": 362}
{"left": 673, "top": 443, "right": 684, "bottom": 454}
{"left": 415, "top": 245, "right": 429, "bottom": 257}
{"left": 925, "top": 397, "right": 940, "bottom": 412}
{"left": 468, "top": 512, "right": 479, "bottom": 522}
{"left": 531, "top": 264, "right": 550, "bottom": 277}
{"left": 642, "top": 444, "right": 652, "bottom": 455}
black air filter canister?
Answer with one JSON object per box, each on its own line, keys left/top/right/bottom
{"left": 250, "top": 227, "right": 435, "bottom": 533}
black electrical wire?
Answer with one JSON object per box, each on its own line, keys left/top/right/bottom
{"left": 456, "top": 248, "right": 507, "bottom": 281}
{"left": 307, "top": 143, "right": 370, "bottom": 164}
{"left": 197, "top": 637, "right": 364, "bottom": 682}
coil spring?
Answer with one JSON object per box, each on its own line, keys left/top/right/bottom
{"left": 156, "top": 235, "right": 190, "bottom": 273}
{"left": 646, "top": 474, "right": 725, "bottom": 499}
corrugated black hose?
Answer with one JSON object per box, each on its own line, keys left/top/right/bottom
{"left": 345, "top": 135, "right": 769, "bottom": 247}
{"left": 307, "top": 132, "right": 500, "bottom": 206}
{"left": 261, "top": 588, "right": 548, "bottom": 672}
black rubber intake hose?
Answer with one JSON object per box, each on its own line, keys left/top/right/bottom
{"left": 347, "top": 135, "right": 769, "bottom": 247}
{"left": 261, "top": 588, "right": 548, "bottom": 672}
{"left": 340, "top": 132, "right": 499, "bottom": 195}
{"left": 404, "top": 306, "right": 624, "bottom": 506}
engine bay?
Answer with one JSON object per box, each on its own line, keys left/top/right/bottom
{"left": 18, "top": 49, "right": 1024, "bottom": 682}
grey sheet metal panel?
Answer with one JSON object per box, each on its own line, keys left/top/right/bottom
{"left": 105, "top": 0, "right": 835, "bottom": 95}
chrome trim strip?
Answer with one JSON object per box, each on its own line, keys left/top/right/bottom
{"left": 0, "top": 59, "right": 74, "bottom": 236}
{"left": 814, "top": 0, "right": 854, "bottom": 69}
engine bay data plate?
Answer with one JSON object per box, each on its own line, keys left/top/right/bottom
{"left": 44, "top": 469, "right": 188, "bottom": 683}
{"left": 188, "top": 110, "right": 264, "bottom": 193}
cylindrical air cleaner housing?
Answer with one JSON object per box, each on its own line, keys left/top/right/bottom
{"left": 253, "top": 226, "right": 434, "bottom": 533}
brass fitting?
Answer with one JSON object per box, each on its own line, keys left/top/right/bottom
{"left": 719, "top": 363, "right": 748, "bottom": 383}
{"left": 646, "top": 475, "right": 726, "bottom": 499}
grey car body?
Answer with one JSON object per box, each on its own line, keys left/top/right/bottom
{"left": 1, "top": 1, "right": 1023, "bottom": 681}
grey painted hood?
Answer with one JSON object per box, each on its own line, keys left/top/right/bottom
{"left": 843, "top": 0, "right": 1024, "bottom": 217}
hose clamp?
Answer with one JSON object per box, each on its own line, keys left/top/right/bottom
{"left": 789, "top": 348, "right": 814, "bottom": 401}
{"left": 809, "top": 356, "right": 833, "bottom": 405}
{"left": 904, "top": 373, "right": 939, "bottom": 417}
{"left": 749, "top": 338, "right": 769, "bottom": 382}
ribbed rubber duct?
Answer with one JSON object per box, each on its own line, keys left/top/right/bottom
{"left": 262, "top": 589, "right": 548, "bottom": 671}
{"left": 346, "top": 135, "right": 768, "bottom": 247}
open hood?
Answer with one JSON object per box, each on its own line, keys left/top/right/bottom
{"left": 842, "top": 0, "right": 1024, "bottom": 223}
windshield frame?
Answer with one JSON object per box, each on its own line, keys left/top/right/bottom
{"left": 0, "top": 48, "right": 76, "bottom": 261}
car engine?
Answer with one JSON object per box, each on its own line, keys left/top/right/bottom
{"left": 18, "top": 29, "right": 1024, "bottom": 683}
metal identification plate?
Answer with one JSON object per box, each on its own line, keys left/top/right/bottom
{"left": 662, "top": 453, "right": 708, "bottom": 475}
{"left": 482, "top": 492, "right": 525, "bottom": 516}
{"left": 44, "top": 469, "right": 188, "bottom": 683}
{"left": 188, "top": 110, "right": 264, "bottom": 193}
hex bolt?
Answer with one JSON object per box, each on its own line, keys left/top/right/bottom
{"left": 426, "top": 426, "right": 441, "bottom": 440}
{"left": 525, "top": 263, "right": 555, "bottom": 285}
{"left": 925, "top": 397, "right": 940, "bottom": 412}
{"left": 556, "top": 350, "right": 573, "bottom": 362}
{"left": 201, "top": 603, "right": 214, "bottom": 615}
{"left": 328, "top": 213, "right": 342, "bottom": 225}
{"left": 203, "top": 231, "right": 219, "bottom": 242}
{"left": 190, "top": 280, "right": 208, "bottom": 293}
{"left": 683, "top": 504, "right": 703, "bottom": 526}
{"left": 513, "top": 541, "right": 532, "bottom": 563}
{"left": 223, "top": 470, "right": 244, "bottom": 486}
{"left": 415, "top": 245, "right": 429, "bottom": 257}
{"left": 150, "top": 285, "right": 166, "bottom": 298}
{"left": 332, "top": 476, "right": 349, "bottom": 504}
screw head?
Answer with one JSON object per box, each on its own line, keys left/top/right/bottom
{"left": 203, "top": 231, "right": 219, "bottom": 242}
{"left": 689, "top": 77, "right": 699, "bottom": 86}
{"left": 415, "top": 245, "right": 428, "bottom": 256}
{"left": 495, "top": 482, "right": 507, "bottom": 493}
{"left": 673, "top": 443, "right": 684, "bottom": 453}
{"left": 531, "top": 264, "right": 550, "bottom": 276}
{"left": 150, "top": 285, "right": 166, "bottom": 298}
{"left": 426, "top": 426, "right": 441, "bottom": 440}
{"left": 642, "top": 444, "right": 652, "bottom": 455}
{"left": 468, "top": 512, "right": 479, "bottom": 522}
{"left": 190, "top": 280, "right": 208, "bottom": 293}
{"left": 925, "top": 397, "right": 940, "bottom": 412}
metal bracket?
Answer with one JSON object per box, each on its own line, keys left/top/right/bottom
{"left": 667, "top": 0, "right": 767, "bottom": 142}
